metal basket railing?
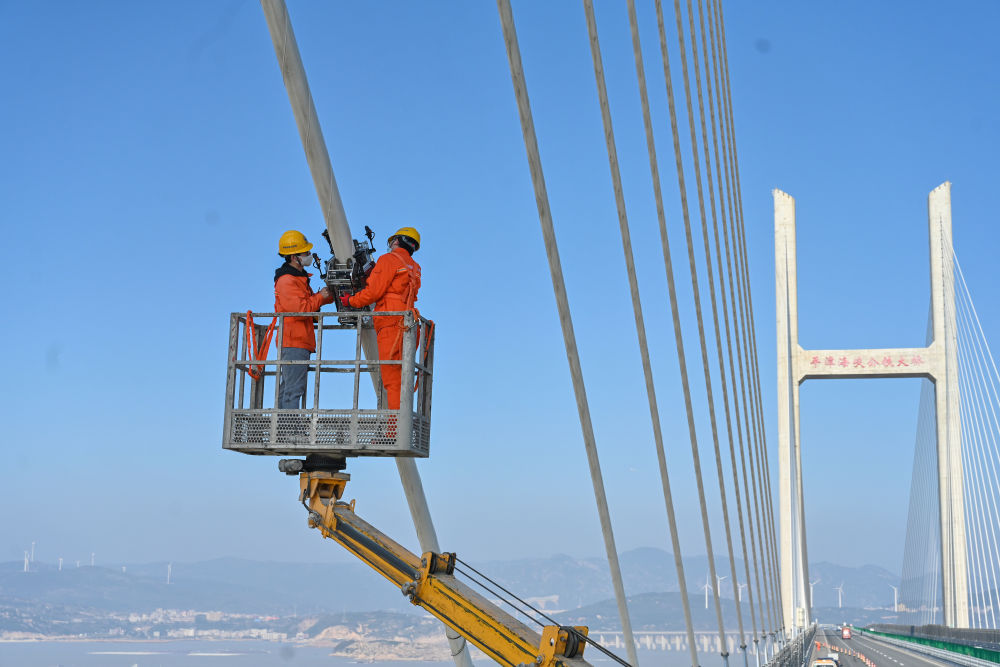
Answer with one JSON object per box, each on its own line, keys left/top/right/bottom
{"left": 222, "top": 309, "right": 433, "bottom": 457}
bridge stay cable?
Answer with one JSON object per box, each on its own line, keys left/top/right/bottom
{"left": 495, "top": 1, "right": 639, "bottom": 664}
{"left": 899, "top": 254, "right": 1000, "bottom": 628}
{"left": 960, "top": 333, "right": 999, "bottom": 629}
{"left": 501, "top": 0, "right": 783, "bottom": 659}
{"left": 956, "top": 300, "right": 989, "bottom": 628}
{"left": 954, "top": 259, "right": 1000, "bottom": 627}
{"left": 705, "top": 1, "right": 776, "bottom": 641}
{"left": 701, "top": 0, "right": 765, "bottom": 653}
{"left": 679, "top": 0, "right": 756, "bottom": 658}
{"left": 649, "top": 0, "right": 741, "bottom": 659}
{"left": 956, "top": 361, "right": 988, "bottom": 629}
{"left": 674, "top": 0, "right": 773, "bottom": 656}
{"left": 583, "top": 2, "right": 702, "bottom": 667}
{"left": 666, "top": 0, "right": 782, "bottom": 653}
{"left": 713, "top": 2, "right": 785, "bottom": 640}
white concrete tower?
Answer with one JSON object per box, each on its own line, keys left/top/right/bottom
{"left": 773, "top": 183, "right": 967, "bottom": 630}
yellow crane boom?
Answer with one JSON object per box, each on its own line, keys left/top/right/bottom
{"left": 296, "top": 470, "right": 592, "bottom": 667}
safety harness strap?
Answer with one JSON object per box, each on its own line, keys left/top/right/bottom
{"left": 246, "top": 310, "right": 277, "bottom": 380}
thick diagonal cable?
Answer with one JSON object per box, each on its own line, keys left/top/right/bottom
{"left": 692, "top": 0, "right": 764, "bottom": 653}
{"left": 702, "top": 0, "right": 768, "bottom": 647}
{"left": 687, "top": 0, "right": 761, "bottom": 653}
{"left": 712, "top": 2, "right": 784, "bottom": 638}
{"left": 717, "top": 35, "right": 776, "bottom": 652}
{"left": 619, "top": 2, "right": 701, "bottom": 665}
{"left": 705, "top": 0, "right": 774, "bottom": 636}
{"left": 661, "top": 0, "right": 755, "bottom": 654}
{"left": 496, "top": 2, "right": 638, "bottom": 663}
{"left": 653, "top": 0, "right": 731, "bottom": 656}
{"left": 674, "top": 0, "right": 742, "bottom": 657}
{"left": 716, "top": 10, "right": 784, "bottom": 629}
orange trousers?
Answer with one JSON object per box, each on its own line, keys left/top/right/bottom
{"left": 376, "top": 319, "right": 421, "bottom": 410}
{"left": 377, "top": 325, "right": 403, "bottom": 410}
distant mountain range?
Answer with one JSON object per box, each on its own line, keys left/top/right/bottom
{"left": 0, "top": 548, "right": 899, "bottom": 627}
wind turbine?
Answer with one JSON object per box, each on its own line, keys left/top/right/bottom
{"left": 716, "top": 574, "right": 728, "bottom": 599}
{"left": 810, "top": 578, "right": 821, "bottom": 607}
{"left": 737, "top": 582, "right": 747, "bottom": 602}
{"left": 702, "top": 572, "right": 713, "bottom": 609}
{"left": 23, "top": 551, "right": 28, "bottom": 573}
{"left": 888, "top": 584, "right": 899, "bottom": 612}
{"left": 835, "top": 583, "right": 845, "bottom": 609}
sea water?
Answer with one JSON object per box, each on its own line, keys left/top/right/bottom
{"left": 0, "top": 641, "right": 730, "bottom": 667}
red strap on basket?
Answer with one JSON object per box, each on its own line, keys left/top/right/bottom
{"left": 246, "top": 311, "right": 276, "bottom": 380}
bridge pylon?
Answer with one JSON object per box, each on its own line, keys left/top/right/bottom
{"left": 773, "top": 182, "right": 968, "bottom": 629}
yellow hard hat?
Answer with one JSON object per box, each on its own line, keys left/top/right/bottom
{"left": 278, "top": 230, "right": 313, "bottom": 255}
{"left": 389, "top": 226, "right": 421, "bottom": 248}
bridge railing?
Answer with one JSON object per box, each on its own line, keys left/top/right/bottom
{"left": 766, "top": 625, "right": 815, "bottom": 667}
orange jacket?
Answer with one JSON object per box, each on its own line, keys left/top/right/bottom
{"left": 274, "top": 264, "right": 333, "bottom": 352}
{"left": 348, "top": 247, "right": 421, "bottom": 331}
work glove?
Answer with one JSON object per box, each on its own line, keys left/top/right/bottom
{"left": 339, "top": 294, "right": 352, "bottom": 308}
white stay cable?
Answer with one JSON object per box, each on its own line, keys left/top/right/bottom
{"left": 713, "top": 4, "right": 784, "bottom": 634}
{"left": 955, "top": 254, "right": 1000, "bottom": 409}
{"left": 495, "top": 1, "right": 638, "bottom": 661}
{"left": 700, "top": 0, "right": 761, "bottom": 651}
{"left": 686, "top": 0, "right": 751, "bottom": 652}
{"left": 956, "top": 343, "right": 986, "bottom": 628}
{"left": 621, "top": 1, "right": 704, "bottom": 664}
{"left": 710, "top": 2, "right": 781, "bottom": 638}
{"left": 657, "top": 0, "right": 732, "bottom": 654}
{"left": 956, "top": 280, "right": 1000, "bottom": 627}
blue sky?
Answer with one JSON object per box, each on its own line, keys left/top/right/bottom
{"left": 1, "top": 0, "right": 998, "bottom": 585}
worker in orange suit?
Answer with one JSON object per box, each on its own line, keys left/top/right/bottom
{"left": 340, "top": 227, "right": 421, "bottom": 411}
{"left": 274, "top": 230, "right": 334, "bottom": 409}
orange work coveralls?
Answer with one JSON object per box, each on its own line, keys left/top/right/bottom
{"left": 347, "top": 247, "right": 421, "bottom": 410}
{"left": 273, "top": 267, "right": 334, "bottom": 352}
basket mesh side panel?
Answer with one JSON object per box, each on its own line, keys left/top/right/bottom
{"left": 227, "top": 410, "right": 428, "bottom": 456}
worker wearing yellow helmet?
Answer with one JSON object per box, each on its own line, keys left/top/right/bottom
{"left": 341, "top": 227, "right": 422, "bottom": 412}
{"left": 274, "top": 230, "right": 334, "bottom": 409}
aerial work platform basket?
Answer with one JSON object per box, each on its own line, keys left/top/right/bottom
{"left": 223, "top": 310, "right": 433, "bottom": 457}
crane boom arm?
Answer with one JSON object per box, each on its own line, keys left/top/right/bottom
{"left": 298, "top": 471, "right": 591, "bottom": 667}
